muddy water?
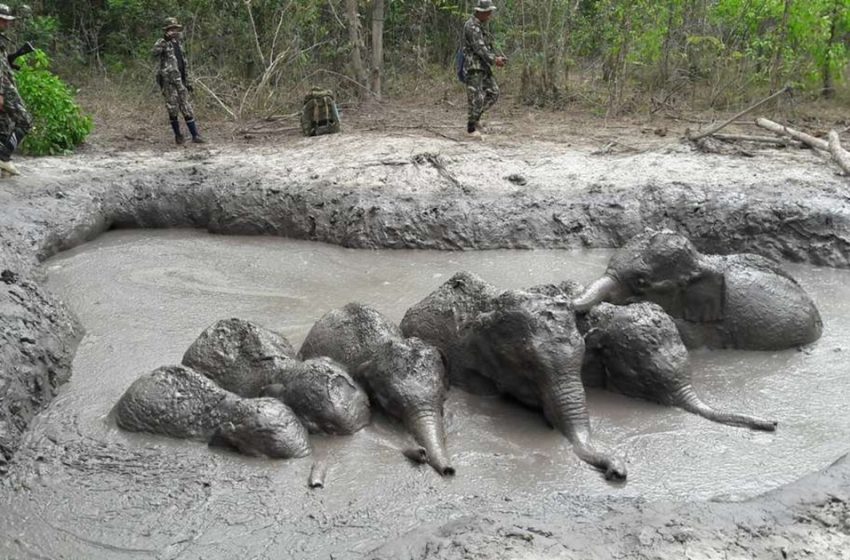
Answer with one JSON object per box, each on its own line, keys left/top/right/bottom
{"left": 2, "top": 229, "right": 849, "bottom": 559}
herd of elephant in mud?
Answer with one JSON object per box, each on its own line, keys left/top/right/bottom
{"left": 114, "top": 230, "right": 824, "bottom": 484}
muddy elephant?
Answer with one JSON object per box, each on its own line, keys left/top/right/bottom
{"left": 574, "top": 230, "right": 823, "bottom": 350}
{"left": 182, "top": 318, "right": 370, "bottom": 435}
{"left": 299, "top": 303, "right": 454, "bottom": 476}
{"left": 402, "top": 272, "right": 627, "bottom": 481}
{"left": 114, "top": 365, "right": 311, "bottom": 459}
{"left": 583, "top": 302, "right": 777, "bottom": 431}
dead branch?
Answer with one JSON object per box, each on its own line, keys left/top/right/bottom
{"left": 687, "top": 86, "right": 791, "bottom": 141}
{"left": 828, "top": 130, "right": 850, "bottom": 175}
{"left": 193, "top": 79, "right": 238, "bottom": 120}
{"left": 754, "top": 118, "right": 829, "bottom": 151}
{"left": 711, "top": 133, "right": 798, "bottom": 146}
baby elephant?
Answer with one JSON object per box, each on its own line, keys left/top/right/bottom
{"left": 114, "top": 365, "right": 311, "bottom": 458}
{"left": 300, "top": 303, "right": 455, "bottom": 476}
{"left": 403, "top": 272, "right": 626, "bottom": 481}
{"left": 584, "top": 302, "right": 777, "bottom": 431}
{"left": 182, "top": 318, "right": 370, "bottom": 435}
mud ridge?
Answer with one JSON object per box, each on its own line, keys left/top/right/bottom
{"left": 2, "top": 137, "right": 850, "bottom": 557}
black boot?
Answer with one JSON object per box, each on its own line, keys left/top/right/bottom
{"left": 170, "top": 118, "right": 185, "bottom": 145}
{"left": 185, "top": 118, "right": 206, "bottom": 144}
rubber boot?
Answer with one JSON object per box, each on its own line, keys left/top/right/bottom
{"left": 0, "top": 158, "right": 20, "bottom": 177}
{"left": 171, "top": 118, "right": 185, "bottom": 145}
{"left": 185, "top": 118, "right": 206, "bottom": 144}
{"left": 467, "top": 121, "right": 482, "bottom": 141}
{"left": 0, "top": 142, "right": 19, "bottom": 177}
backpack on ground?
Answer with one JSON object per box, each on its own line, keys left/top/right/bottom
{"left": 301, "top": 88, "right": 341, "bottom": 137}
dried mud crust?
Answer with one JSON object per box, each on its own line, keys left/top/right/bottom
{"left": 2, "top": 133, "right": 850, "bottom": 558}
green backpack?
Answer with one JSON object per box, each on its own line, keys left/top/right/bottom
{"left": 301, "top": 88, "right": 341, "bottom": 137}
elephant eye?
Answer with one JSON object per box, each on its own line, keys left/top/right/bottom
{"left": 634, "top": 276, "right": 649, "bottom": 289}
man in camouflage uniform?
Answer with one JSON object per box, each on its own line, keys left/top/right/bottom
{"left": 0, "top": 4, "right": 32, "bottom": 176}
{"left": 153, "top": 17, "right": 205, "bottom": 145}
{"left": 462, "top": 0, "right": 506, "bottom": 140}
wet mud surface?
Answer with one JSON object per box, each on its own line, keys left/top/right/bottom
{"left": 1, "top": 135, "right": 850, "bottom": 557}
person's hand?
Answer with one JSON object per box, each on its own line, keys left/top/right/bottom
{"left": 495, "top": 56, "right": 507, "bottom": 68}
{"left": 0, "top": 95, "right": 5, "bottom": 112}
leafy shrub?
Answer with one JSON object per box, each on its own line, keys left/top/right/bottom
{"left": 15, "top": 49, "right": 93, "bottom": 156}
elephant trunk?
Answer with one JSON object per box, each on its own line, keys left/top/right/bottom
{"left": 545, "top": 379, "right": 627, "bottom": 480}
{"left": 672, "top": 386, "right": 777, "bottom": 431}
{"left": 404, "top": 408, "right": 455, "bottom": 476}
{"left": 573, "top": 275, "right": 623, "bottom": 312}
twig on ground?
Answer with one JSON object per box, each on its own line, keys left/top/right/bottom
{"left": 711, "top": 133, "right": 798, "bottom": 147}
{"left": 687, "top": 86, "right": 791, "bottom": 141}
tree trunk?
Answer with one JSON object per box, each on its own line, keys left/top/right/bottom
{"left": 371, "top": 0, "right": 385, "bottom": 100}
{"left": 770, "top": 0, "right": 792, "bottom": 92}
{"left": 822, "top": 0, "right": 840, "bottom": 99}
{"left": 344, "top": 0, "right": 369, "bottom": 93}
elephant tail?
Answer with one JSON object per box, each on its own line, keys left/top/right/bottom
{"left": 673, "top": 386, "right": 777, "bottom": 431}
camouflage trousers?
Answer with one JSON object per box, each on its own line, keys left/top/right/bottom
{"left": 0, "top": 81, "right": 32, "bottom": 160}
{"left": 161, "top": 79, "right": 194, "bottom": 121}
{"left": 466, "top": 70, "right": 499, "bottom": 124}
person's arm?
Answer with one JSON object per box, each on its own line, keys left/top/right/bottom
{"left": 0, "top": 72, "right": 10, "bottom": 111}
{"left": 151, "top": 38, "right": 167, "bottom": 58}
{"left": 467, "top": 22, "right": 496, "bottom": 67}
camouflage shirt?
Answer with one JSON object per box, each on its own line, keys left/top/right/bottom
{"left": 0, "top": 33, "right": 14, "bottom": 91}
{"left": 152, "top": 36, "right": 188, "bottom": 85}
{"left": 462, "top": 16, "right": 497, "bottom": 74}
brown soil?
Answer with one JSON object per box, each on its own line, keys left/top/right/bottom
{"left": 76, "top": 85, "right": 850, "bottom": 157}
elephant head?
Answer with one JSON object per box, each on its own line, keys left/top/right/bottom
{"left": 356, "top": 337, "right": 454, "bottom": 476}
{"left": 459, "top": 290, "right": 627, "bottom": 480}
{"left": 574, "top": 230, "right": 823, "bottom": 350}
{"left": 301, "top": 303, "right": 455, "bottom": 476}
{"left": 574, "top": 230, "right": 724, "bottom": 322}
{"left": 584, "top": 302, "right": 777, "bottom": 431}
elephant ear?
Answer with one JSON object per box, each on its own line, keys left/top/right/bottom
{"left": 682, "top": 269, "right": 726, "bottom": 322}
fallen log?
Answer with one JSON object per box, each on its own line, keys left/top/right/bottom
{"left": 828, "top": 130, "right": 850, "bottom": 176}
{"left": 754, "top": 118, "right": 829, "bottom": 151}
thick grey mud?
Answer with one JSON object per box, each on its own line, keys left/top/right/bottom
{"left": 2, "top": 230, "right": 850, "bottom": 559}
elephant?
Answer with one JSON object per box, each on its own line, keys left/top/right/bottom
{"left": 114, "top": 365, "right": 311, "bottom": 459}
{"left": 583, "top": 302, "right": 778, "bottom": 431}
{"left": 573, "top": 230, "right": 823, "bottom": 350}
{"left": 399, "top": 271, "right": 501, "bottom": 394}
{"left": 299, "top": 303, "right": 454, "bottom": 476}
{"left": 401, "top": 272, "right": 627, "bottom": 481}
{"left": 182, "top": 318, "right": 370, "bottom": 435}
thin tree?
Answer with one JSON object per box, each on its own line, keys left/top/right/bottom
{"left": 371, "top": 0, "right": 384, "bottom": 99}
{"left": 345, "top": 0, "right": 369, "bottom": 93}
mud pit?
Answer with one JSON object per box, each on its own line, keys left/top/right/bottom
{"left": 2, "top": 135, "right": 850, "bottom": 558}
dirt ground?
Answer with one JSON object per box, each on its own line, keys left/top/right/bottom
{"left": 75, "top": 84, "right": 850, "bottom": 159}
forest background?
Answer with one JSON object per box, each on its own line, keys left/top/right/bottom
{"left": 6, "top": 0, "right": 850, "bottom": 132}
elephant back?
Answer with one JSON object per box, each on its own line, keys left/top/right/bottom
{"left": 717, "top": 256, "right": 823, "bottom": 350}
{"left": 300, "top": 302, "right": 401, "bottom": 371}
{"left": 182, "top": 318, "right": 298, "bottom": 397}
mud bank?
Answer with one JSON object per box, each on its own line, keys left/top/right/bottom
{"left": 2, "top": 134, "right": 850, "bottom": 558}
